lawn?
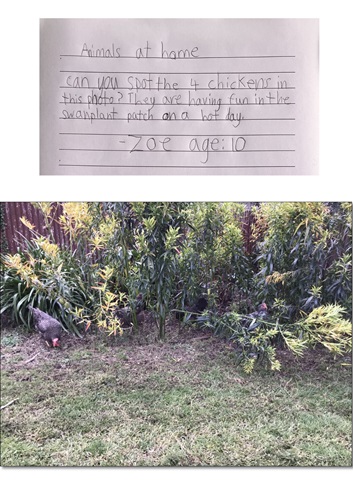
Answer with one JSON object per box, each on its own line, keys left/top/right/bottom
{"left": 1, "top": 324, "right": 352, "bottom": 466}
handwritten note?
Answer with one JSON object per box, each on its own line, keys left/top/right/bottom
{"left": 40, "top": 19, "right": 319, "bottom": 175}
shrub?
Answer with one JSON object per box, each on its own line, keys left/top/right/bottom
{"left": 1, "top": 202, "right": 351, "bottom": 351}
{"left": 177, "top": 203, "right": 252, "bottom": 310}
{"left": 253, "top": 203, "right": 352, "bottom": 319}
{"left": 204, "top": 310, "right": 281, "bottom": 373}
{"left": 205, "top": 304, "right": 351, "bottom": 373}
{"left": 0, "top": 237, "right": 87, "bottom": 335}
{"left": 284, "top": 304, "right": 352, "bottom": 356}
{"left": 132, "top": 203, "right": 188, "bottom": 339}
{"left": 1, "top": 204, "right": 102, "bottom": 335}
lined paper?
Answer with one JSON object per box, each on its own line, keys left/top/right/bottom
{"left": 40, "top": 19, "right": 319, "bottom": 175}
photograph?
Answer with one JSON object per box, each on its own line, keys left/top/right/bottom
{"left": 1, "top": 202, "right": 351, "bottom": 466}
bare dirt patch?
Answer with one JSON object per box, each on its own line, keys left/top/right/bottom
{"left": 1, "top": 322, "right": 230, "bottom": 376}
{"left": 1, "top": 320, "right": 349, "bottom": 380}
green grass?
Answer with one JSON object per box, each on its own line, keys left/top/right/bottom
{"left": 1, "top": 326, "right": 351, "bottom": 466}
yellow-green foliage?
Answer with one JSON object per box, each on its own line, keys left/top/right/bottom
{"left": 298, "top": 304, "right": 352, "bottom": 355}
{"left": 253, "top": 202, "right": 352, "bottom": 317}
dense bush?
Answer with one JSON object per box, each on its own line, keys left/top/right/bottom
{"left": 253, "top": 202, "right": 352, "bottom": 318}
{"left": 204, "top": 304, "right": 351, "bottom": 373}
{"left": 1, "top": 202, "right": 351, "bottom": 371}
{"left": 176, "top": 203, "right": 251, "bottom": 309}
{"left": 0, "top": 206, "right": 94, "bottom": 335}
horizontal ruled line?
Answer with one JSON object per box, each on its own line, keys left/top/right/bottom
{"left": 59, "top": 86, "right": 296, "bottom": 91}
{"left": 58, "top": 164, "right": 296, "bottom": 168}
{"left": 59, "top": 102, "right": 295, "bottom": 106}
{"left": 59, "top": 149, "right": 295, "bottom": 153}
{"left": 59, "top": 117, "right": 295, "bottom": 122}
{"left": 60, "top": 70, "right": 295, "bottom": 75}
{"left": 60, "top": 133, "right": 295, "bottom": 137}
{"left": 60, "top": 55, "right": 296, "bottom": 60}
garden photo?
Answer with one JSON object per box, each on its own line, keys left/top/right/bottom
{"left": 0, "top": 201, "right": 352, "bottom": 466}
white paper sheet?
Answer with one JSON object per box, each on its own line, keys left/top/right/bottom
{"left": 40, "top": 18, "right": 319, "bottom": 175}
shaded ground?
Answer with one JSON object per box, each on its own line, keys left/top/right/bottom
{"left": 1, "top": 323, "right": 352, "bottom": 466}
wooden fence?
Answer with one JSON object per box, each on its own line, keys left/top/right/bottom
{"left": 1, "top": 202, "right": 255, "bottom": 255}
{"left": 1, "top": 203, "right": 70, "bottom": 254}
